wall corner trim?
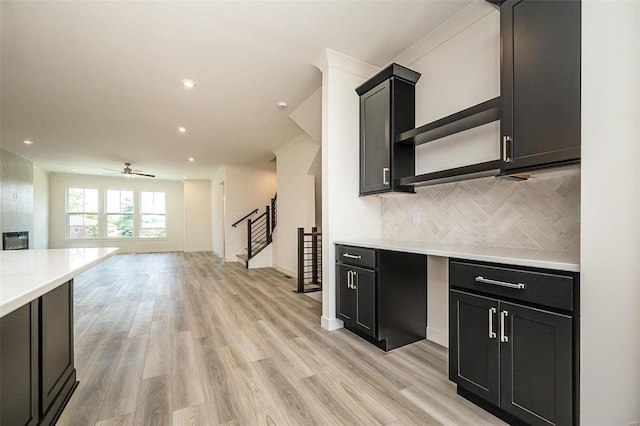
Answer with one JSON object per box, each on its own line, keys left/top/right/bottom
{"left": 321, "top": 315, "right": 344, "bottom": 331}
{"left": 312, "top": 48, "right": 378, "bottom": 79}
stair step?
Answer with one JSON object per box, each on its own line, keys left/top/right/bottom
{"left": 236, "top": 253, "right": 248, "bottom": 261}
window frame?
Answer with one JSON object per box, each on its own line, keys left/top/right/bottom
{"left": 139, "top": 190, "right": 167, "bottom": 239}
{"left": 105, "top": 188, "right": 135, "bottom": 239}
{"left": 66, "top": 186, "right": 100, "bottom": 239}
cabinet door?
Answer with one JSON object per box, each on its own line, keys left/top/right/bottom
{"left": 449, "top": 290, "right": 500, "bottom": 406}
{"left": 360, "top": 80, "right": 391, "bottom": 195}
{"left": 40, "top": 280, "right": 75, "bottom": 419}
{"left": 499, "top": 301, "right": 572, "bottom": 426}
{"left": 352, "top": 267, "right": 376, "bottom": 338}
{"left": 0, "top": 302, "right": 39, "bottom": 426}
{"left": 336, "top": 264, "right": 355, "bottom": 325}
{"left": 501, "top": 0, "right": 581, "bottom": 171}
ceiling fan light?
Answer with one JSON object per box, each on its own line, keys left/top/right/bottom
{"left": 182, "top": 79, "right": 196, "bottom": 89}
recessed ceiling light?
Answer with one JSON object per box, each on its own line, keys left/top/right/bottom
{"left": 70, "top": 168, "right": 78, "bottom": 171}
{"left": 178, "top": 126, "right": 187, "bottom": 133}
{"left": 188, "top": 157, "right": 195, "bottom": 162}
{"left": 183, "top": 176, "right": 188, "bottom": 179}
{"left": 23, "top": 140, "right": 34, "bottom": 145}
{"left": 182, "top": 79, "right": 196, "bottom": 89}
{"left": 277, "top": 101, "right": 288, "bottom": 110}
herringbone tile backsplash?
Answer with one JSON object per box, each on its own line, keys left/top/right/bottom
{"left": 381, "top": 172, "right": 580, "bottom": 251}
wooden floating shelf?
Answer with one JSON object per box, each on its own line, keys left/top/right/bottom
{"left": 398, "top": 97, "right": 501, "bottom": 146}
{"left": 397, "top": 160, "right": 501, "bottom": 187}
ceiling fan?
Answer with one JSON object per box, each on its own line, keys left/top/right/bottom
{"left": 103, "top": 163, "right": 156, "bottom": 178}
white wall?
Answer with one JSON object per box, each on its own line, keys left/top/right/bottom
{"left": 313, "top": 49, "right": 382, "bottom": 330}
{"left": 33, "top": 167, "right": 49, "bottom": 249}
{"left": 49, "top": 173, "right": 184, "bottom": 253}
{"left": 210, "top": 165, "right": 226, "bottom": 258}
{"left": 580, "top": 1, "right": 640, "bottom": 423}
{"left": 273, "top": 136, "right": 319, "bottom": 276}
{"left": 223, "top": 163, "right": 277, "bottom": 262}
{"left": 395, "top": 2, "right": 500, "bottom": 175}
{"left": 183, "top": 180, "right": 212, "bottom": 252}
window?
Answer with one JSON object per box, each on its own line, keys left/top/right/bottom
{"left": 140, "top": 191, "right": 166, "bottom": 238}
{"left": 106, "top": 189, "right": 134, "bottom": 237}
{"left": 67, "top": 187, "right": 99, "bottom": 238}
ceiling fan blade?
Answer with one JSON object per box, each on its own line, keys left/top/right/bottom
{"left": 132, "top": 172, "right": 156, "bottom": 178}
{"left": 103, "top": 167, "right": 121, "bottom": 172}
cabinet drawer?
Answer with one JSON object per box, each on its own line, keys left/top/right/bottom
{"left": 450, "top": 260, "right": 574, "bottom": 312}
{"left": 336, "top": 245, "right": 376, "bottom": 269}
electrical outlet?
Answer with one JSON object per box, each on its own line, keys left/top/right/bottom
{"left": 412, "top": 211, "right": 420, "bottom": 224}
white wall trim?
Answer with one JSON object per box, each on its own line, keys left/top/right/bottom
{"left": 321, "top": 315, "right": 343, "bottom": 331}
{"left": 312, "top": 48, "right": 378, "bottom": 78}
{"left": 427, "top": 327, "right": 448, "bottom": 348}
{"left": 272, "top": 264, "right": 296, "bottom": 279}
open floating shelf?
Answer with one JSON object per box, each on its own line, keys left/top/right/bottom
{"left": 397, "top": 160, "right": 501, "bottom": 187}
{"left": 398, "top": 97, "right": 501, "bottom": 146}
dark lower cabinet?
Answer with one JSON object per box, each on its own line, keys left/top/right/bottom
{"left": 0, "top": 301, "right": 39, "bottom": 426}
{"left": 0, "top": 280, "right": 77, "bottom": 426}
{"left": 449, "top": 259, "right": 578, "bottom": 426}
{"left": 336, "top": 245, "right": 427, "bottom": 351}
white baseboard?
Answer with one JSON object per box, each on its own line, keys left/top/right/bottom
{"left": 211, "top": 249, "right": 224, "bottom": 259}
{"left": 427, "top": 326, "right": 448, "bottom": 348}
{"left": 321, "top": 316, "right": 344, "bottom": 331}
{"left": 273, "top": 264, "right": 296, "bottom": 278}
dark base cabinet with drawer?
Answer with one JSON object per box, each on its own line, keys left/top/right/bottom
{"left": 336, "top": 245, "right": 427, "bottom": 351}
{"left": 449, "top": 259, "right": 579, "bottom": 426}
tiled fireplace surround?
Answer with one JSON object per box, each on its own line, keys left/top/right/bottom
{"left": 381, "top": 171, "right": 580, "bottom": 252}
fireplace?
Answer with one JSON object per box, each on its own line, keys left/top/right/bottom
{"left": 2, "top": 231, "right": 29, "bottom": 250}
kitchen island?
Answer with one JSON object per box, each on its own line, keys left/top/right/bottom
{"left": 0, "top": 247, "right": 118, "bottom": 426}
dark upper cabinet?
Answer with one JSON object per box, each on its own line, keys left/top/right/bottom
{"left": 356, "top": 64, "right": 420, "bottom": 195}
{"left": 500, "top": 0, "right": 581, "bottom": 172}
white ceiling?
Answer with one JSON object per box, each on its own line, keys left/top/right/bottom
{"left": 1, "top": 1, "right": 470, "bottom": 181}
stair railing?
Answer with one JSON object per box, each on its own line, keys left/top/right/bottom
{"left": 247, "top": 206, "right": 271, "bottom": 259}
{"left": 297, "top": 227, "right": 322, "bottom": 293}
{"left": 231, "top": 208, "right": 258, "bottom": 228}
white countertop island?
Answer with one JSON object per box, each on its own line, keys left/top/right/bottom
{"left": 334, "top": 238, "right": 579, "bottom": 272}
{"left": 0, "top": 247, "right": 119, "bottom": 317}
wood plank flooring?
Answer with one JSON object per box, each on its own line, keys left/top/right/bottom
{"left": 57, "top": 252, "right": 505, "bottom": 426}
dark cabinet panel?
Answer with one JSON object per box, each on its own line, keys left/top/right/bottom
{"left": 356, "top": 64, "right": 420, "bottom": 196}
{"left": 360, "top": 80, "right": 391, "bottom": 194}
{"left": 501, "top": 0, "right": 581, "bottom": 172}
{"left": 0, "top": 301, "right": 39, "bottom": 426}
{"left": 353, "top": 267, "right": 376, "bottom": 338}
{"left": 449, "top": 290, "right": 500, "bottom": 406}
{"left": 500, "top": 301, "right": 572, "bottom": 425}
{"left": 337, "top": 264, "right": 356, "bottom": 323}
{"left": 40, "top": 280, "right": 76, "bottom": 418}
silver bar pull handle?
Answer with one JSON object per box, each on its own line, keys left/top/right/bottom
{"left": 342, "top": 253, "right": 362, "bottom": 260}
{"left": 383, "top": 167, "right": 390, "bottom": 185}
{"left": 489, "top": 307, "right": 497, "bottom": 339}
{"left": 352, "top": 271, "right": 357, "bottom": 290}
{"left": 475, "top": 276, "right": 525, "bottom": 290}
{"left": 503, "top": 135, "right": 511, "bottom": 163}
{"left": 500, "top": 310, "right": 509, "bottom": 343}
{"left": 347, "top": 271, "right": 352, "bottom": 289}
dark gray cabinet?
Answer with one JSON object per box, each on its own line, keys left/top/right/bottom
{"left": 0, "top": 280, "right": 77, "bottom": 426}
{"left": 449, "top": 260, "right": 578, "bottom": 425}
{"left": 500, "top": 0, "right": 581, "bottom": 172}
{"left": 336, "top": 245, "right": 427, "bottom": 351}
{"left": 0, "top": 301, "right": 39, "bottom": 426}
{"left": 356, "top": 63, "right": 420, "bottom": 195}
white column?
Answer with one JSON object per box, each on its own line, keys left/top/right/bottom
{"left": 580, "top": 1, "right": 640, "bottom": 423}
{"left": 312, "top": 49, "right": 382, "bottom": 330}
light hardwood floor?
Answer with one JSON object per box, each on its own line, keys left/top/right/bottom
{"left": 57, "top": 252, "right": 505, "bottom": 426}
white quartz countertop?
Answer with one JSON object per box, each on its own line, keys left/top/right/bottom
{"left": 0, "top": 247, "right": 119, "bottom": 317}
{"left": 334, "top": 239, "right": 579, "bottom": 272}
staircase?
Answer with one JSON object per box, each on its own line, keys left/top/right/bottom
{"left": 234, "top": 194, "right": 277, "bottom": 268}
